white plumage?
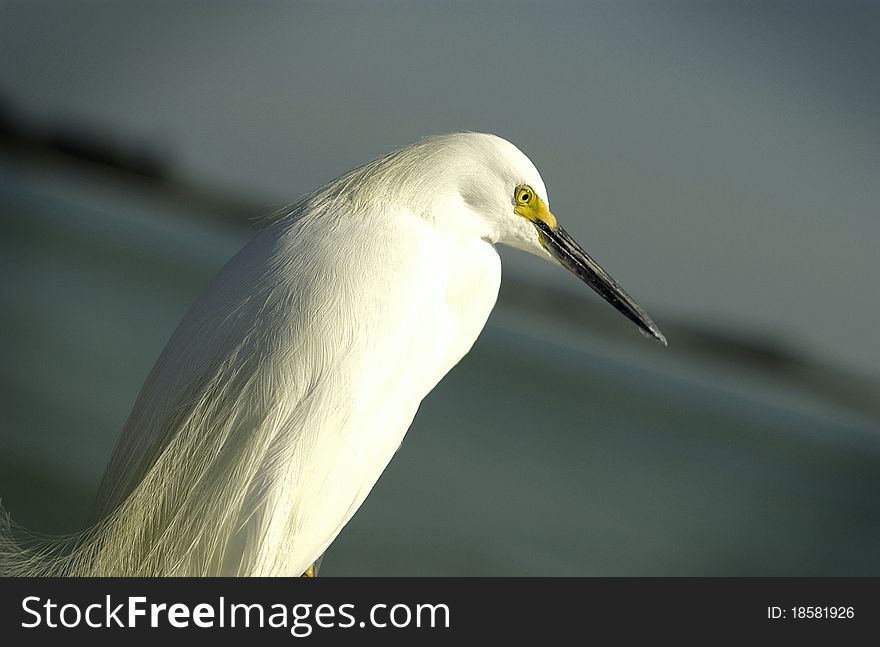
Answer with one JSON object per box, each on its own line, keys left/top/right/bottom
{"left": 1, "top": 133, "right": 663, "bottom": 576}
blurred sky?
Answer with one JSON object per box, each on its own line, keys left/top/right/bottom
{"left": 1, "top": 0, "right": 878, "bottom": 379}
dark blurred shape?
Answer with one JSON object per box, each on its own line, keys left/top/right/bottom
{"left": 0, "top": 94, "right": 256, "bottom": 229}
{"left": 679, "top": 324, "right": 801, "bottom": 371}
{"left": 43, "top": 127, "right": 167, "bottom": 181}
{"left": 0, "top": 94, "right": 167, "bottom": 180}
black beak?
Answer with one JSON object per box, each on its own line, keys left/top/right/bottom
{"left": 533, "top": 219, "right": 667, "bottom": 346}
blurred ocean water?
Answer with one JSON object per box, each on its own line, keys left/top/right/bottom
{"left": 1, "top": 155, "right": 878, "bottom": 575}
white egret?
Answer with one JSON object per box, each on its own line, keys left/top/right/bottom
{"left": 0, "top": 133, "right": 665, "bottom": 576}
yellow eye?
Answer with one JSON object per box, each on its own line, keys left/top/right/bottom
{"left": 515, "top": 185, "right": 534, "bottom": 206}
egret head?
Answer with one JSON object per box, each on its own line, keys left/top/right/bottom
{"left": 421, "top": 132, "right": 667, "bottom": 345}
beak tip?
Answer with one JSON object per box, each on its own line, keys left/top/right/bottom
{"left": 641, "top": 325, "right": 667, "bottom": 347}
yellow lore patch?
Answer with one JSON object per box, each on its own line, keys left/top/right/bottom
{"left": 513, "top": 184, "right": 558, "bottom": 229}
